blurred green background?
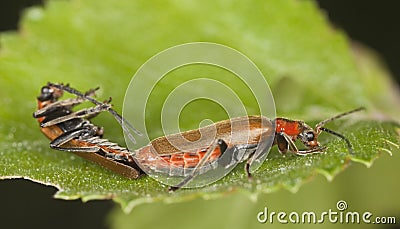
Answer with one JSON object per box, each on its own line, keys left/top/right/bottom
{"left": 0, "top": 1, "right": 399, "bottom": 229}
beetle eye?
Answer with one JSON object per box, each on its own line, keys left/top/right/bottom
{"left": 38, "top": 86, "right": 54, "bottom": 101}
{"left": 42, "top": 86, "right": 53, "bottom": 95}
{"left": 306, "top": 132, "right": 315, "bottom": 141}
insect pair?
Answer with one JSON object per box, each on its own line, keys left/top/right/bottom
{"left": 33, "top": 83, "right": 363, "bottom": 191}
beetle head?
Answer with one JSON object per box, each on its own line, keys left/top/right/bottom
{"left": 298, "top": 123, "right": 320, "bottom": 149}
{"left": 38, "top": 83, "right": 64, "bottom": 102}
{"left": 297, "top": 107, "right": 365, "bottom": 153}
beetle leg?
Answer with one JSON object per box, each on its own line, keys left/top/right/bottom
{"left": 49, "top": 128, "right": 100, "bottom": 153}
{"left": 277, "top": 132, "right": 326, "bottom": 155}
{"left": 48, "top": 83, "right": 142, "bottom": 144}
{"left": 41, "top": 103, "right": 112, "bottom": 127}
{"left": 244, "top": 151, "right": 256, "bottom": 179}
{"left": 245, "top": 132, "right": 273, "bottom": 179}
{"left": 34, "top": 97, "right": 86, "bottom": 118}
{"left": 169, "top": 139, "right": 228, "bottom": 192}
{"left": 34, "top": 88, "right": 99, "bottom": 118}
{"left": 276, "top": 132, "right": 299, "bottom": 154}
{"left": 296, "top": 146, "right": 326, "bottom": 155}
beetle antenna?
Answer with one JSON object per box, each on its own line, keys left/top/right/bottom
{"left": 319, "top": 127, "right": 353, "bottom": 154}
{"left": 315, "top": 107, "right": 365, "bottom": 132}
{"left": 314, "top": 107, "right": 364, "bottom": 154}
{"left": 48, "top": 83, "right": 142, "bottom": 144}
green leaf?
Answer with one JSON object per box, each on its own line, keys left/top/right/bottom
{"left": 0, "top": 0, "right": 399, "bottom": 214}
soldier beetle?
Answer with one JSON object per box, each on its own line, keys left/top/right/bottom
{"left": 33, "top": 83, "right": 142, "bottom": 179}
{"left": 34, "top": 83, "right": 363, "bottom": 191}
